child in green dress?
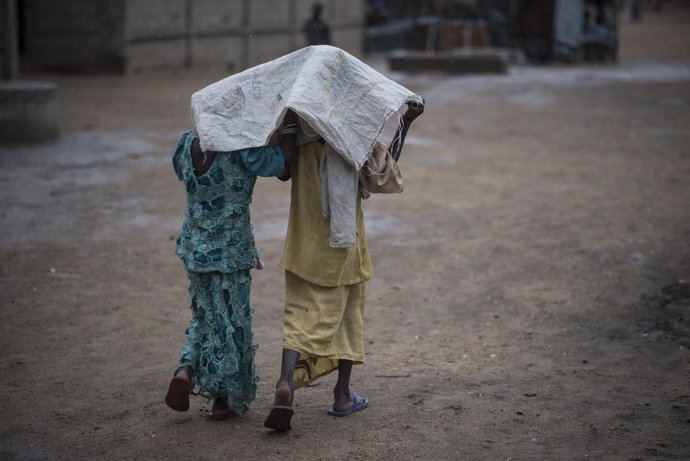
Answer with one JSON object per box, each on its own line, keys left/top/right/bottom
{"left": 165, "top": 110, "right": 298, "bottom": 419}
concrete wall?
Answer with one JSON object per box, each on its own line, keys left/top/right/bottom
{"left": 19, "top": 0, "right": 362, "bottom": 74}
{"left": 0, "top": 80, "right": 59, "bottom": 142}
{"left": 328, "top": 0, "right": 364, "bottom": 54}
{"left": 21, "top": 0, "right": 126, "bottom": 73}
{"left": 124, "top": 0, "right": 188, "bottom": 72}
{"left": 125, "top": 0, "right": 364, "bottom": 73}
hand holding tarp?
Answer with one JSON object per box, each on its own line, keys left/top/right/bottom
{"left": 403, "top": 99, "right": 425, "bottom": 124}
{"left": 390, "top": 98, "right": 425, "bottom": 162}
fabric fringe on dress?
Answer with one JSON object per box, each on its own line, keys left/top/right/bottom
{"left": 178, "top": 270, "right": 258, "bottom": 414}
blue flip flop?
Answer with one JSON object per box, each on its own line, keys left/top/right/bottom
{"left": 327, "top": 392, "right": 369, "bottom": 417}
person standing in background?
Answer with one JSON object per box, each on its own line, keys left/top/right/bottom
{"left": 304, "top": 3, "right": 331, "bottom": 46}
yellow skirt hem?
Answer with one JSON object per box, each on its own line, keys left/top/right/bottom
{"left": 282, "top": 341, "right": 364, "bottom": 363}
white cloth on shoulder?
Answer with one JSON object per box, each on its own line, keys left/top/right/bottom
{"left": 296, "top": 119, "right": 358, "bottom": 249}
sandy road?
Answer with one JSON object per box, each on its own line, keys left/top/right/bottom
{"left": 2, "top": 4, "right": 690, "bottom": 460}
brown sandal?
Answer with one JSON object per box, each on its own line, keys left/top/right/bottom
{"left": 264, "top": 406, "right": 294, "bottom": 431}
{"left": 264, "top": 384, "right": 294, "bottom": 431}
{"left": 209, "top": 400, "right": 249, "bottom": 420}
{"left": 165, "top": 376, "right": 191, "bottom": 412}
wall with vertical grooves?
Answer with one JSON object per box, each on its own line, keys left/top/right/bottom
{"left": 20, "top": 0, "right": 363, "bottom": 74}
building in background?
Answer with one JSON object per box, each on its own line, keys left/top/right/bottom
{"left": 16, "top": 0, "right": 364, "bottom": 74}
{"left": 364, "top": 0, "right": 619, "bottom": 63}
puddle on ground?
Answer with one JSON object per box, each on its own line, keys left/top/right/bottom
{"left": 411, "top": 62, "right": 690, "bottom": 109}
{"left": 506, "top": 89, "right": 557, "bottom": 109}
{"left": 251, "top": 209, "right": 417, "bottom": 243}
{"left": 404, "top": 135, "right": 443, "bottom": 147}
{"left": 252, "top": 216, "right": 289, "bottom": 241}
{"left": 658, "top": 96, "right": 688, "bottom": 106}
{"left": 364, "top": 210, "right": 417, "bottom": 238}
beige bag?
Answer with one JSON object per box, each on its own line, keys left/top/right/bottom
{"left": 359, "top": 141, "right": 403, "bottom": 194}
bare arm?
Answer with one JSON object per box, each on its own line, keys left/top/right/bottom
{"left": 278, "top": 109, "right": 299, "bottom": 180}
{"left": 192, "top": 109, "right": 299, "bottom": 179}
{"left": 191, "top": 138, "right": 216, "bottom": 177}
{"left": 389, "top": 100, "right": 425, "bottom": 162}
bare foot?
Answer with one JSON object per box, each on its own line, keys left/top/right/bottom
{"left": 273, "top": 382, "right": 293, "bottom": 407}
{"left": 175, "top": 365, "right": 192, "bottom": 382}
{"left": 332, "top": 395, "right": 353, "bottom": 412}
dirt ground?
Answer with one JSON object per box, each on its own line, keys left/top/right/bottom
{"left": 2, "top": 3, "right": 690, "bottom": 461}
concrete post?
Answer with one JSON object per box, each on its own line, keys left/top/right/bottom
{"left": 1, "top": 0, "right": 19, "bottom": 79}
{"left": 0, "top": 0, "right": 60, "bottom": 143}
{"left": 184, "top": 0, "right": 193, "bottom": 69}
{"left": 241, "top": 0, "right": 250, "bottom": 70}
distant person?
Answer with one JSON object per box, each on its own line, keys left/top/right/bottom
{"left": 582, "top": 9, "right": 615, "bottom": 61}
{"left": 631, "top": 0, "right": 642, "bottom": 20}
{"left": 303, "top": 3, "right": 331, "bottom": 46}
{"left": 164, "top": 111, "right": 298, "bottom": 420}
{"left": 653, "top": 0, "right": 663, "bottom": 14}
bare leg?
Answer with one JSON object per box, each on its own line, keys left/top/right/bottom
{"left": 264, "top": 349, "right": 299, "bottom": 430}
{"left": 274, "top": 348, "right": 300, "bottom": 407}
{"left": 328, "top": 359, "right": 368, "bottom": 416}
{"left": 174, "top": 365, "right": 192, "bottom": 382}
{"left": 333, "top": 359, "right": 353, "bottom": 411}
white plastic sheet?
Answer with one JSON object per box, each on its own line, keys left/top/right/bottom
{"left": 192, "top": 45, "right": 422, "bottom": 170}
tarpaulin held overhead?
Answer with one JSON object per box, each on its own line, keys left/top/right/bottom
{"left": 192, "top": 45, "right": 422, "bottom": 170}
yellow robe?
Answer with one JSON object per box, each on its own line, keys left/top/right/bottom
{"left": 279, "top": 141, "right": 372, "bottom": 387}
{"left": 280, "top": 142, "right": 372, "bottom": 286}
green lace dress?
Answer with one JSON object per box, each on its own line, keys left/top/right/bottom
{"left": 172, "top": 131, "right": 285, "bottom": 414}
